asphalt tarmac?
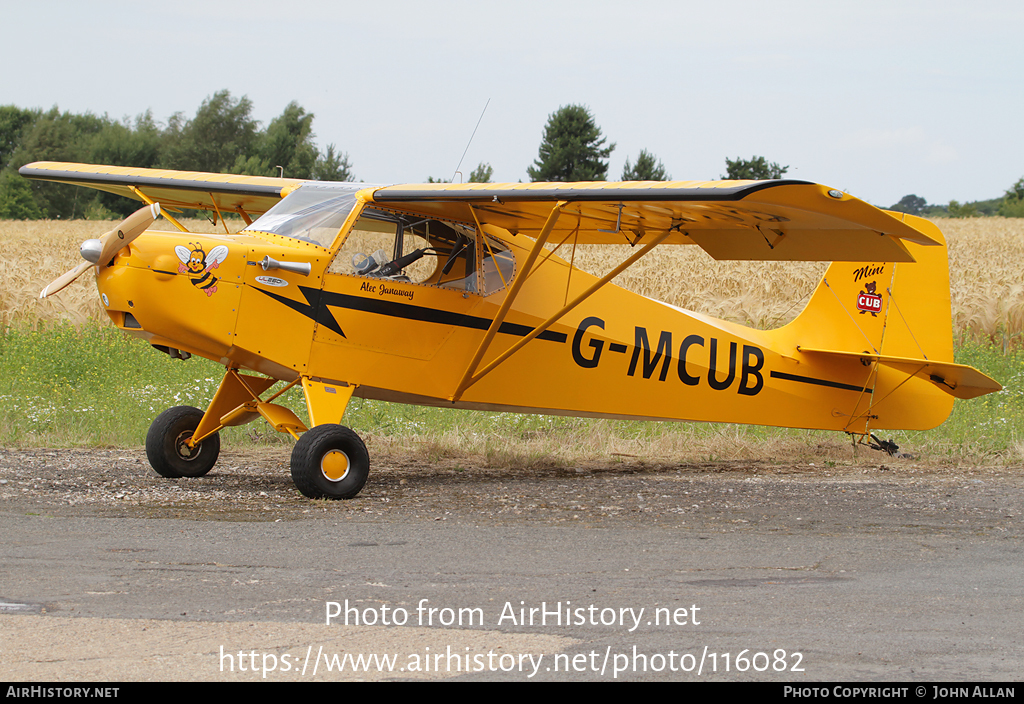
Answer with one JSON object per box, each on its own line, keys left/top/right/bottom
{"left": 1, "top": 448, "right": 1021, "bottom": 682}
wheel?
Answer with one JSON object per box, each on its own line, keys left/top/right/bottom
{"left": 146, "top": 405, "right": 220, "bottom": 478}
{"left": 290, "top": 424, "right": 369, "bottom": 500}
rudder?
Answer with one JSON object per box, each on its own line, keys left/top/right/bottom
{"left": 784, "top": 213, "right": 953, "bottom": 364}
{"left": 772, "top": 214, "right": 997, "bottom": 431}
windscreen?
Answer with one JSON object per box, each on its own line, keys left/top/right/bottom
{"left": 243, "top": 184, "right": 364, "bottom": 247}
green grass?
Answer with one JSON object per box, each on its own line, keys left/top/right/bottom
{"left": 0, "top": 323, "right": 227, "bottom": 446}
{"left": 0, "top": 322, "right": 1019, "bottom": 465}
{"left": 904, "top": 340, "right": 1024, "bottom": 461}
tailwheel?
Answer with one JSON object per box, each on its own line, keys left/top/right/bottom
{"left": 290, "top": 424, "right": 369, "bottom": 499}
{"left": 146, "top": 406, "right": 221, "bottom": 478}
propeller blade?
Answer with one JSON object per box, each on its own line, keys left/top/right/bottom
{"left": 96, "top": 202, "right": 161, "bottom": 266}
{"left": 40, "top": 261, "right": 94, "bottom": 299}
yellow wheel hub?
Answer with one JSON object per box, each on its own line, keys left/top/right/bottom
{"left": 321, "top": 449, "right": 351, "bottom": 482}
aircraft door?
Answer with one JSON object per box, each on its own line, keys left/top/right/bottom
{"left": 312, "top": 208, "right": 485, "bottom": 362}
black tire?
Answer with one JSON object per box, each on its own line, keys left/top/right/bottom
{"left": 146, "top": 406, "right": 220, "bottom": 478}
{"left": 290, "top": 424, "right": 369, "bottom": 499}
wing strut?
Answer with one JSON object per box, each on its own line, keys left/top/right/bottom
{"left": 128, "top": 185, "right": 191, "bottom": 233}
{"left": 451, "top": 208, "right": 673, "bottom": 401}
{"left": 451, "top": 201, "right": 567, "bottom": 401}
{"left": 208, "top": 193, "right": 230, "bottom": 234}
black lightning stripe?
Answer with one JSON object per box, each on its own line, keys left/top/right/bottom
{"left": 252, "top": 286, "right": 568, "bottom": 344}
{"left": 253, "top": 286, "right": 345, "bottom": 337}
{"left": 770, "top": 371, "right": 873, "bottom": 394}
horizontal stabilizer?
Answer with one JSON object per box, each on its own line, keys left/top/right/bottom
{"left": 798, "top": 348, "right": 1002, "bottom": 400}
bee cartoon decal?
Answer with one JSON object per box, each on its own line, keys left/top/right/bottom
{"left": 175, "top": 242, "right": 229, "bottom": 297}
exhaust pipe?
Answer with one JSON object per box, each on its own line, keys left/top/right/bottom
{"left": 261, "top": 256, "right": 311, "bottom": 276}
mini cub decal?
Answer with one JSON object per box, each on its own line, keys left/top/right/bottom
{"left": 857, "top": 280, "right": 882, "bottom": 317}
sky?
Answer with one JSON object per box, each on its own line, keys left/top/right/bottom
{"left": 3, "top": 0, "right": 1022, "bottom": 207}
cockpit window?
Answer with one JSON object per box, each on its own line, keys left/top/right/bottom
{"left": 243, "top": 184, "right": 362, "bottom": 247}
{"left": 329, "top": 206, "right": 515, "bottom": 295}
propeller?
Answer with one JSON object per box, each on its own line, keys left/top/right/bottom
{"left": 40, "top": 202, "right": 161, "bottom": 299}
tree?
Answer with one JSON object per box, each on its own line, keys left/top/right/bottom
{"left": 88, "top": 111, "right": 161, "bottom": 169}
{"left": 527, "top": 105, "right": 614, "bottom": 182}
{"left": 0, "top": 95, "right": 357, "bottom": 217}
{"left": 234, "top": 101, "right": 318, "bottom": 178}
{"left": 889, "top": 194, "right": 928, "bottom": 216}
{"left": 1001, "top": 198, "right": 1024, "bottom": 218}
{"left": 468, "top": 162, "right": 493, "bottom": 183}
{"left": 1000, "top": 176, "right": 1024, "bottom": 217}
{"left": 722, "top": 156, "right": 788, "bottom": 180}
{"left": 88, "top": 112, "right": 163, "bottom": 216}
{"left": 162, "top": 90, "right": 259, "bottom": 173}
{"left": 621, "top": 149, "right": 670, "bottom": 181}
{"left": 6, "top": 107, "right": 106, "bottom": 218}
{"left": 0, "top": 170, "right": 42, "bottom": 219}
{"left": 312, "top": 144, "right": 355, "bottom": 181}
{"left": 427, "top": 162, "right": 492, "bottom": 184}
{"left": 947, "top": 200, "right": 978, "bottom": 218}
{"left": 0, "top": 105, "right": 40, "bottom": 172}
{"left": 8, "top": 107, "right": 103, "bottom": 167}
{"left": 1006, "top": 176, "right": 1024, "bottom": 202}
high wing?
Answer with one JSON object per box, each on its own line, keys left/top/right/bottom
{"left": 20, "top": 162, "right": 938, "bottom": 262}
{"left": 370, "top": 181, "right": 940, "bottom": 262}
{"left": 18, "top": 161, "right": 307, "bottom": 223}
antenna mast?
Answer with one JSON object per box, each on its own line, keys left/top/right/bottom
{"left": 452, "top": 98, "right": 490, "bottom": 183}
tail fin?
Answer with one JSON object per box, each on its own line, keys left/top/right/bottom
{"left": 777, "top": 213, "right": 1000, "bottom": 431}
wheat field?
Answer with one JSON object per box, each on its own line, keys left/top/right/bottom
{"left": 5, "top": 217, "right": 1024, "bottom": 343}
{"left": 1, "top": 218, "right": 230, "bottom": 328}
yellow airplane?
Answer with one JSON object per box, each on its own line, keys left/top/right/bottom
{"left": 23, "top": 161, "right": 1000, "bottom": 500}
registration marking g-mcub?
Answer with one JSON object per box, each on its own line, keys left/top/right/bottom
{"left": 256, "top": 275, "right": 289, "bottom": 287}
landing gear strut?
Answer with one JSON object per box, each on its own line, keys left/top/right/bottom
{"left": 144, "top": 371, "right": 367, "bottom": 499}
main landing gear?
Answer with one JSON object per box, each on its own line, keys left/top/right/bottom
{"left": 144, "top": 369, "right": 366, "bottom": 500}
{"left": 290, "top": 424, "right": 369, "bottom": 500}
{"left": 146, "top": 406, "right": 221, "bottom": 478}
